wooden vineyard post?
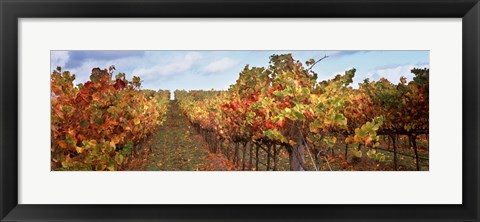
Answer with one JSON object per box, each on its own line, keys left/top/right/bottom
{"left": 390, "top": 134, "right": 397, "bottom": 171}
{"left": 234, "top": 142, "right": 239, "bottom": 166}
{"left": 387, "top": 135, "right": 390, "bottom": 149}
{"left": 255, "top": 144, "right": 259, "bottom": 171}
{"left": 273, "top": 145, "right": 278, "bottom": 171}
{"left": 249, "top": 142, "right": 253, "bottom": 170}
{"left": 267, "top": 144, "right": 272, "bottom": 171}
{"left": 242, "top": 142, "right": 247, "bottom": 170}
{"left": 410, "top": 134, "right": 420, "bottom": 171}
{"left": 226, "top": 142, "right": 230, "bottom": 160}
{"left": 344, "top": 143, "right": 348, "bottom": 160}
{"left": 288, "top": 123, "right": 306, "bottom": 171}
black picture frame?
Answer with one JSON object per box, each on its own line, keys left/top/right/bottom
{"left": 1, "top": 0, "right": 478, "bottom": 221}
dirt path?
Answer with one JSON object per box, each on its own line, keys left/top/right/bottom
{"left": 127, "top": 100, "right": 236, "bottom": 171}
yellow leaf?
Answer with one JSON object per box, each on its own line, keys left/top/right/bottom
{"left": 76, "top": 146, "right": 84, "bottom": 154}
{"left": 88, "top": 140, "right": 97, "bottom": 147}
{"left": 111, "top": 136, "right": 120, "bottom": 144}
{"left": 109, "top": 141, "right": 116, "bottom": 151}
{"left": 352, "top": 149, "right": 362, "bottom": 158}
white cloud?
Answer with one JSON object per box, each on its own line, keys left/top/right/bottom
{"left": 366, "top": 63, "right": 430, "bottom": 83}
{"left": 132, "top": 52, "right": 202, "bottom": 79}
{"left": 53, "top": 51, "right": 204, "bottom": 88}
{"left": 67, "top": 57, "right": 143, "bottom": 84}
{"left": 317, "top": 63, "right": 429, "bottom": 89}
{"left": 50, "top": 51, "right": 69, "bottom": 70}
{"left": 318, "top": 67, "right": 354, "bottom": 82}
{"left": 202, "top": 57, "right": 239, "bottom": 74}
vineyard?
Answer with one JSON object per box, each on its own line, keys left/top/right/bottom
{"left": 51, "top": 54, "right": 429, "bottom": 171}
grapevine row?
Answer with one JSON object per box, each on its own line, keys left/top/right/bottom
{"left": 176, "top": 54, "right": 429, "bottom": 170}
{"left": 51, "top": 66, "right": 170, "bottom": 170}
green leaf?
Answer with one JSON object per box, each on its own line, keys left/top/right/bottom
{"left": 367, "top": 149, "right": 376, "bottom": 158}
{"left": 315, "top": 103, "right": 324, "bottom": 112}
{"left": 378, "top": 154, "right": 386, "bottom": 161}
{"left": 351, "top": 142, "right": 359, "bottom": 149}
{"left": 404, "top": 124, "right": 412, "bottom": 132}
{"left": 292, "top": 109, "right": 305, "bottom": 121}
{"left": 107, "top": 161, "right": 117, "bottom": 171}
{"left": 263, "top": 129, "right": 286, "bottom": 143}
{"left": 95, "top": 164, "right": 106, "bottom": 171}
{"left": 123, "top": 141, "right": 134, "bottom": 155}
{"left": 306, "top": 58, "right": 316, "bottom": 66}
{"left": 61, "top": 105, "right": 74, "bottom": 116}
{"left": 351, "top": 148, "right": 362, "bottom": 158}
{"left": 80, "top": 120, "right": 89, "bottom": 128}
{"left": 309, "top": 119, "right": 322, "bottom": 132}
{"left": 323, "top": 136, "right": 337, "bottom": 148}
{"left": 301, "top": 87, "right": 310, "bottom": 95}
{"left": 333, "top": 113, "right": 347, "bottom": 126}
{"left": 273, "top": 91, "right": 286, "bottom": 98}
{"left": 115, "top": 153, "right": 124, "bottom": 165}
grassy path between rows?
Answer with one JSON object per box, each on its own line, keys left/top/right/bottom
{"left": 127, "top": 100, "right": 236, "bottom": 171}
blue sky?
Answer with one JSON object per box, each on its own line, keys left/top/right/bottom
{"left": 51, "top": 50, "right": 429, "bottom": 98}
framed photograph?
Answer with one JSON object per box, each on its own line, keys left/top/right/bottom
{"left": 1, "top": 0, "right": 478, "bottom": 221}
